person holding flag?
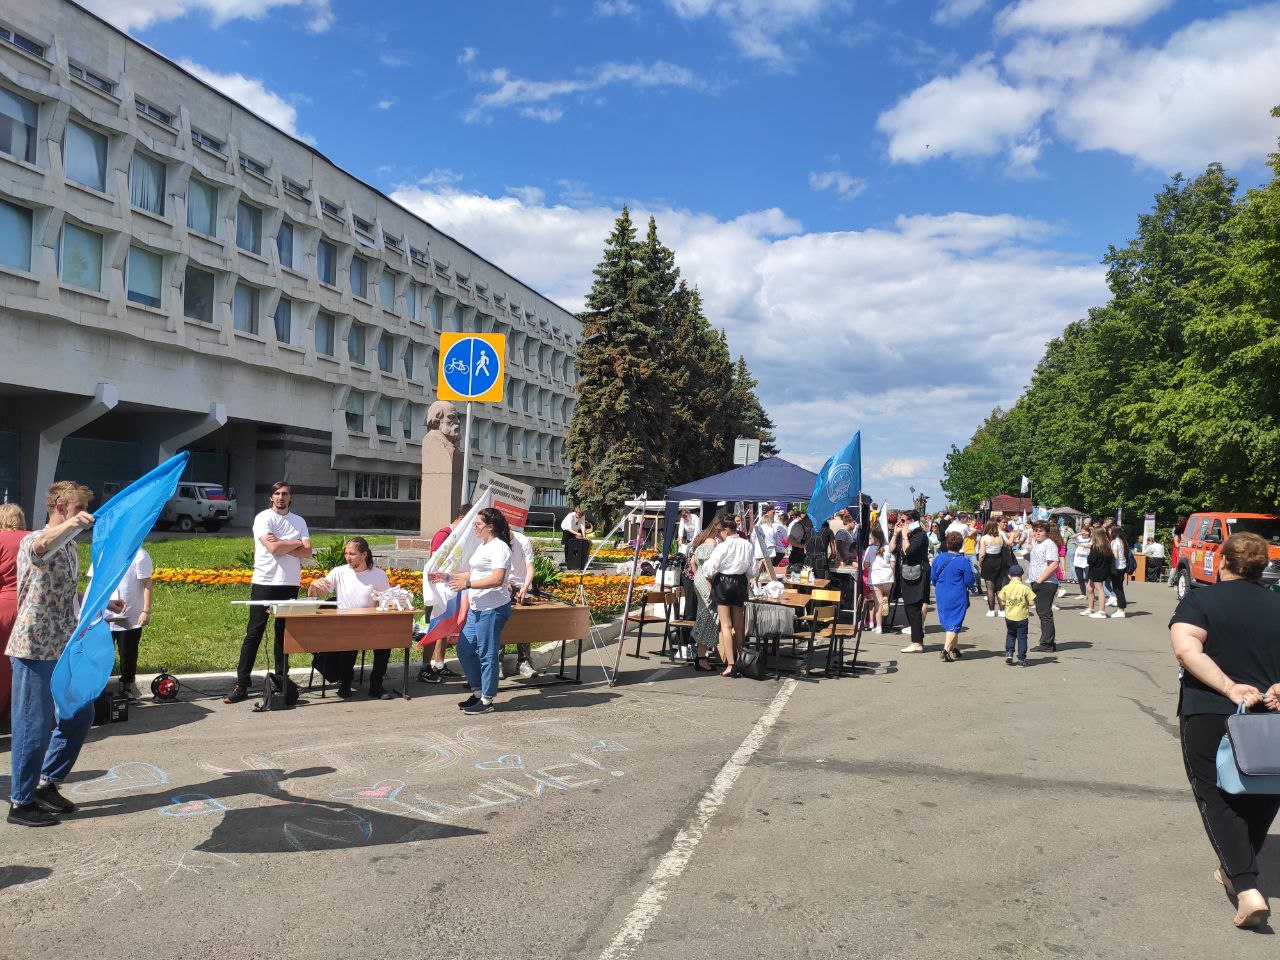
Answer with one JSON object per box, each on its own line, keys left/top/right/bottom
{"left": 426, "top": 502, "right": 513, "bottom": 715}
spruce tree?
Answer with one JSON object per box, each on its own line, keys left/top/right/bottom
{"left": 730, "top": 355, "right": 779, "bottom": 457}
{"left": 668, "top": 284, "right": 736, "bottom": 479}
{"left": 564, "top": 207, "right": 672, "bottom": 526}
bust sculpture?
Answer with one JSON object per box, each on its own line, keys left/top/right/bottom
{"left": 420, "top": 399, "right": 464, "bottom": 537}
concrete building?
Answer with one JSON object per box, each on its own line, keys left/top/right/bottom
{"left": 0, "top": 0, "right": 579, "bottom": 529}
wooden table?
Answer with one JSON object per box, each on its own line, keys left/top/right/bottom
{"left": 1126, "top": 554, "right": 1147, "bottom": 583}
{"left": 782, "top": 578, "right": 832, "bottom": 591}
{"left": 502, "top": 601, "right": 591, "bottom": 685}
{"left": 266, "top": 608, "right": 416, "bottom": 710}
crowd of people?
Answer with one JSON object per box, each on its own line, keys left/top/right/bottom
{"left": 5, "top": 480, "right": 1280, "bottom": 934}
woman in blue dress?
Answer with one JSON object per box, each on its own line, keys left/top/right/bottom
{"left": 931, "top": 530, "right": 975, "bottom": 661}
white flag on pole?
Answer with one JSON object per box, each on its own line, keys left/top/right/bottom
{"left": 1020, "top": 475, "right": 1030, "bottom": 494}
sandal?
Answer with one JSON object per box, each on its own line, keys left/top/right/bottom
{"left": 694, "top": 657, "right": 713, "bottom": 672}
{"left": 940, "top": 649, "right": 954, "bottom": 662}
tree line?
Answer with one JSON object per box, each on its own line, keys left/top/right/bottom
{"left": 566, "top": 207, "right": 777, "bottom": 525}
{"left": 942, "top": 109, "right": 1280, "bottom": 524}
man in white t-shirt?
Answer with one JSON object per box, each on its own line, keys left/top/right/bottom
{"left": 561, "top": 506, "right": 589, "bottom": 570}
{"left": 226, "top": 482, "right": 312, "bottom": 704}
{"left": 508, "top": 528, "right": 540, "bottom": 679}
{"left": 678, "top": 509, "right": 702, "bottom": 553}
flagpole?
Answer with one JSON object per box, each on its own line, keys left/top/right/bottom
{"left": 461, "top": 401, "right": 474, "bottom": 502}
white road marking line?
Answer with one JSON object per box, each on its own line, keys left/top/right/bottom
{"left": 597, "top": 678, "right": 799, "bottom": 960}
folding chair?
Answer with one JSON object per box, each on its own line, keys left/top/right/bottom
{"left": 624, "top": 589, "right": 676, "bottom": 660}
{"left": 666, "top": 586, "right": 697, "bottom": 662}
{"left": 790, "top": 587, "right": 841, "bottom": 677}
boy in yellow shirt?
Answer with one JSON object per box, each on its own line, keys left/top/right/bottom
{"left": 999, "top": 564, "right": 1037, "bottom": 666}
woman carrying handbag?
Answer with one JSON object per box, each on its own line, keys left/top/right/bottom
{"left": 1170, "top": 532, "right": 1280, "bottom": 929}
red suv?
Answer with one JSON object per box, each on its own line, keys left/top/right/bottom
{"left": 1174, "top": 512, "right": 1280, "bottom": 599}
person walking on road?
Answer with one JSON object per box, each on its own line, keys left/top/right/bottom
{"left": 1109, "top": 528, "right": 1131, "bottom": 619}
{"left": 1083, "top": 527, "right": 1112, "bottom": 620}
{"left": 894, "top": 511, "right": 931, "bottom": 654}
{"left": 979, "top": 520, "right": 1007, "bottom": 617}
{"left": 865, "top": 526, "right": 894, "bottom": 634}
{"left": 1170, "top": 532, "right": 1280, "bottom": 929}
{"left": 1072, "top": 522, "right": 1093, "bottom": 599}
{"left": 1028, "top": 522, "right": 1060, "bottom": 653}
{"left": 931, "top": 531, "right": 975, "bottom": 661}
{"left": 999, "top": 565, "right": 1036, "bottom": 665}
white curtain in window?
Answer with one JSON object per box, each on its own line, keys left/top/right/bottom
{"left": 276, "top": 221, "right": 294, "bottom": 268}
{"left": 232, "top": 283, "right": 258, "bottom": 333}
{"left": 65, "top": 122, "right": 107, "bottom": 191}
{"left": 126, "top": 245, "right": 162, "bottom": 306}
{"left": 236, "top": 201, "right": 261, "bottom": 253}
{"left": 376, "top": 398, "right": 393, "bottom": 436}
{"left": 130, "top": 151, "right": 165, "bottom": 215}
{"left": 402, "top": 343, "right": 414, "bottom": 378}
{"left": 274, "top": 298, "right": 292, "bottom": 343}
{"left": 0, "top": 88, "right": 38, "bottom": 164}
{"left": 431, "top": 295, "right": 443, "bottom": 330}
{"left": 400, "top": 404, "right": 414, "bottom": 440}
{"left": 0, "top": 198, "right": 33, "bottom": 271}
{"left": 187, "top": 179, "right": 216, "bottom": 235}
{"left": 60, "top": 223, "right": 103, "bottom": 291}
{"left": 348, "top": 323, "right": 365, "bottom": 362}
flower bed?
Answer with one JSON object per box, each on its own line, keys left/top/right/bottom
{"left": 591, "top": 548, "right": 660, "bottom": 564}
{"left": 150, "top": 567, "right": 653, "bottom": 615}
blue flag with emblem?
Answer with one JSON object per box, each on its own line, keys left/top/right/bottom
{"left": 806, "top": 431, "right": 862, "bottom": 529}
{"left": 52, "top": 452, "right": 188, "bottom": 717}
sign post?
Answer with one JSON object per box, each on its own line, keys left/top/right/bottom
{"left": 437, "top": 333, "right": 506, "bottom": 499}
{"left": 733, "top": 437, "right": 760, "bottom": 466}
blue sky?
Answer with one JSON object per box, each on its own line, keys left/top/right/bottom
{"left": 88, "top": 0, "right": 1280, "bottom": 509}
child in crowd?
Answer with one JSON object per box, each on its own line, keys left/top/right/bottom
{"left": 998, "top": 564, "right": 1036, "bottom": 666}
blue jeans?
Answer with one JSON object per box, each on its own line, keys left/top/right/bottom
{"left": 9, "top": 656, "right": 95, "bottom": 806}
{"left": 456, "top": 603, "right": 512, "bottom": 700}
{"left": 1004, "top": 619, "right": 1029, "bottom": 661}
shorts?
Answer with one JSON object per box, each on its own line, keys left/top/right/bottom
{"left": 712, "top": 573, "right": 749, "bottom": 607}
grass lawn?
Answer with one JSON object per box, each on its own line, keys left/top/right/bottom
{"left": 80, "top": 534, "right": 400, "bottom": 675}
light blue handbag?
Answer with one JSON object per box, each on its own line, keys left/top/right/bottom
{"left": 1215, "top": 702, "right": 1280, "bottom": 795}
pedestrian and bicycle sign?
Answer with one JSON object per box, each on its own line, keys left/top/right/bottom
{"left": 437, "top": 333, "right": 505, "bottom": 403}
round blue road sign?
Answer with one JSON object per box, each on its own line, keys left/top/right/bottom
{"left": 441, "top": 337, "right": 500, "bottom": 399}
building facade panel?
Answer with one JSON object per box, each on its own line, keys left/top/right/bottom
{"left": 0, "top": 0, "right": 578, "bottom": 528}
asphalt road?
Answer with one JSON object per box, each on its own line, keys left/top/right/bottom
{"left": 3, "top": 581, "right": 1276, "bottom": 959}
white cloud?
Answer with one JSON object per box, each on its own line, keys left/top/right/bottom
{"left": 997, "top": 0, "right": 1172, "bottom": 34}
{"left": 458, "top": 46, "right": 478, "bottom": 64}
{"left": 664, "top": 0, "right": 843, "bottom": 70}
{"left": 379, "top": 52, "right": 411, "bottom": 68}
{"left": 81, "top": 0, "right": 333, "bottom": 33}
{"left": 877, "top": 58, "right": 1051, "bottom": 164}
{"left": 465, "top": 61, "right": 703, "bottom": 123}
{"left": 933, "top": 0, "right": 987, "bottom": 25}
{"left": 388, "top": 185, "right": 1105, "bottom": 505}
{"left": 808, "top": 169, "right": 868, "bottom": 200}
{"left": 375, "top": 98, "right": 395, "bottom": 110}
{"left": 879, "top": 4, "right": 1280, "bottom": 173}
{"left": 178, "top": 60, "right": 314, "bottom": 143}
{"left": 596, "top": 0, "right": 639, "bottom": 16}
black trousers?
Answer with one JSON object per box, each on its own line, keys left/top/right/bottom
{"left": 1030, "top": 581, "right": 1056, "bottom": 648}
{"left": 1180, "top": 713, "right": 1280, "bottom": 892}
{"left": 1109, "top": 574, "right": 1128, "bottom": 610}
{"left": 335, "top": 648, "right": 391, "bottom": 689}
{"left": 235, "top": 583, "right": 299, "bottom": 686}
{"left": 903, "top": 601, "right": 925, "bottom": 646}
{"left": 113, "top": 627, "right": 142, "bottom": 683}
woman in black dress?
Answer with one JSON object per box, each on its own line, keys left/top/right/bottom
{"left": 1170, "top": 532, "right": 1280, "bottom": 929}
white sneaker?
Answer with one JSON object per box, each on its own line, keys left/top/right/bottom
{"left": 873, "top": 626, "right": 882, "bottom": 634}
{"left": 1078, "top": 609, "right": 1092, "bottom": 617}
{"left": 985, "top": 610, "right": 997, "bottom": 618}
{"left": 1109, "top": 610, "right": 1126, "bottom": 619}
{"left": 1090, "top": 611, "right": 1107, "bottom": 619}
{"left": 518, "top": 660, "right": 539, "bottom": 679}
{"left": 1106, "top": 597, "right": 1118, "bottom": 607}
{"left": 900, "top": 627, "right": 912, "bottom": 635}
{"left": 1056, "top": 588, "right": 1066, "bottom": 598}
{"left": 900, "top": 644, "right": 924, "bottom": 653}
{"left": 1052, "top": 605, "right": 1062, "bottom": 611}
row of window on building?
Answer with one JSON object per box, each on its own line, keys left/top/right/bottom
{"left": 0, "top": 82, "right": 576, "bottom": 379}
{"left": 335, "top": 471, "right": 567, "bottom": 507}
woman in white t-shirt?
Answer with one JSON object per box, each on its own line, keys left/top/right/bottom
{"left": 307, "top": 537, "right": 392, "bottom": 699}
{"left": 1072, "top": 522, "right": 1093, "bottom": 599}
{"left": 429, "top": 506, "right": 513, "bottom": 714}
{"left": 863, "top": 527, "right": 894, "bottom": 634}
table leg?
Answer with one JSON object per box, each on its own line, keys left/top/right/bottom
{"left": 402, "top": 646, "right": 410, "bottom": 700}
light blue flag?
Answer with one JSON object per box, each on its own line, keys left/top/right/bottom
{"left": 52, "top": 452, "right": 188, "bottom": 717}
{"left": 807, "top": 431, "right": 862, "bottom": 529}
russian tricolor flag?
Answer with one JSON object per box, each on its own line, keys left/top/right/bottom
{"left": 418, "top": 489, "right": 494, "bottom": 648}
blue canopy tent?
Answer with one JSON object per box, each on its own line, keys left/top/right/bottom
{"left": 656, "top": 457, "right": 820, "bottom": 566}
